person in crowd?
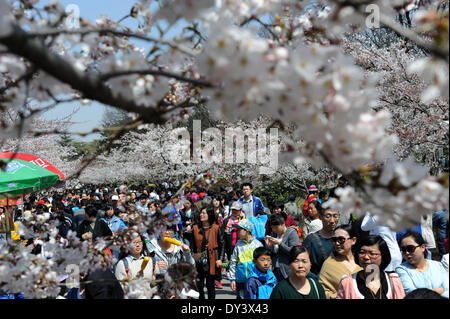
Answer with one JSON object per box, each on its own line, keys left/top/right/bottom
{"left": 421, "top": 213, "right": 436, "bottom": 259}
{"left": 238, "top": 182, "right": 265, "bottom": 218}
{"left": 115, "top": 234, "right": 154, "bottom": 281}
{"left": 360, "top": 212, "right": 403, "bottom": 272}
{"left": 265, "top": 202, "right": 297, "bottom": 237}
{"left": 305, "top": 200, "right": 323, "bottom": 236}
{"left": 76, "top": 205, "right": 112, "bottom": 241}
{"left": 284, "top": 194, "right": 304, "bottom": 229}
{"left": 222, "top": 201, "right": 246, "bottom": 264}
{"left": 302, "top": 205, "right": 339, "bottom": 276}
{"left": 83, "top": 268, "right": 124, "bottom": 299}
{"left": 180, "top": 197, "right": 196, "bottom": 247}
{"left": 135, "top": 194, "right": 149, "bottom": 214}
{"left": 191, "top": 206, "right": 225, "bottom": 299}
{"left": 228, "top": 219, "right": 263, "bottom": 298}
{"left": 396, "top": 231, "right": 449, "bottom": 298}
{"left": 270, "top": 246, "right": 326, "bottom": 299}
{"left": 265, "top": 214, "right": 300, "bottom": 281}
{"left": 147, "top": 225, "right": 195, "bottom": 276}
{"left": 243, "top": 247, "right": 278, "bottom": 299}
{"left": 319, "top": 224, "right": 362, "bottom": 299}
{"left": 302, "top": 185, "right": 318, "bottom": 218}
{"left": 212, "top": 195, "right": 225, "bottom": 228}
{"left": 433, "top": 210, "right": 449, "bottom": 257}
{"left": 317, "top": 190, "right": 328, "bottom": 204}
{"left": 101, "top": 205, "right": 126, "bottom": 235}
{"left": 337, "top": 235, "right": 405, "bottom": 299}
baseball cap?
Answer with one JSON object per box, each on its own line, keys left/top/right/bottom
{"left": 111, "top": 195, "right": 119, "bottom": 201}
{"left": 230, "top": 201, "right": 243, "bottom": 211}
{"left": 37, "top": 200, "right": 45, "bottom": 205}
{"left": 308, "top": 185, "right": 318, "bottom": 192}
{"left": 233, "top": 219, "right": 254, "bottom": 233}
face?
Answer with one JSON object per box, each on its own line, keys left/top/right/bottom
{"left": 106, "top": 207, "right": 114, "bottom": 218}
{"left": 321, "top": 209, "right": 340, "bottom": 232}
{"left": 271, "top": 223, "right": 285, "bottom": 235}
{"left": 162, "top": 229, "right": 175, "bottom": 239}
{"left": 149, "top": 203, "right": 156, "bottom": 211}
{"left": 332, "top": 229, "right": 355, "bottom": 256}
{"left": 255, "top": 255, "right": 271, "bottom": 273}
{"left": 231, "top": 209, "right": 241, "bottom": 217}
{"left": 273, "top": 207, "right": 282, "bottom": 214}
{"left": 242, "top": 186, "right": 252, "bottom": 197}
{"left": 400, "top": 236, "right": 426, "bottom": 266}
{"left": 184, "top": 201, "right": 191, "bottom": 210}
{"left": 291, "top": 251, "right": 311, "bottom": 279}
{"left": 213, "top": 198, "right": 220, "bottom": 208}
{"left": 130, "top": 237, "right": 143, "bottom": 256}
{"left": 200, "top": 209, "right": 209, "bottom": 223}
{"left": 308, "top": 203, "right": 318, "bottom": 219}
{"left": 358, "top": 244, "right": 382, "bottom": 270}
{"left": 238, "top": 228, "right": 249, "bottom": 239}
{"left": 131, "top": 193, "right": 136, "bottom": 199}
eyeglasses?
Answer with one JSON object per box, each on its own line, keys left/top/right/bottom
{"left": 358, "top": 250, "right": 381, "bottom": 259}
{"left": 331, "top": 236, "right": 350, "bottom": 244}
{"left": 133, "top": 241, "right": 143, "bottom": 246}
{"left": 400, "top": 245, "right": 421, "bottom": 254}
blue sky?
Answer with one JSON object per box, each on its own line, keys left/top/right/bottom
{"left": 41, "top": 0, "right": 186, "bottom": 141}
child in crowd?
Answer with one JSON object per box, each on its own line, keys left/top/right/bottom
{"left": 228, "top": 219, "right": 263, "bottom": 299}
{"left": 244, "top": 247, "right": 278, "bottom": 299}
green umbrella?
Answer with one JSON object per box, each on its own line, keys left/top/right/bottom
{"left": 0, "top": 158, "right": 60, "bottom": 196}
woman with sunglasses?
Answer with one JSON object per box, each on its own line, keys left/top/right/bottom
{"left": 396, "top": 231, "right": 449, "bottom": 298}
{"left": 319, "top": 224, "right": 362, "bottom": 299}
{"left": 336, "top": 235, "right": 405, "bottom": 299}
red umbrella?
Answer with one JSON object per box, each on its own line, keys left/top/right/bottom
{"left": 0, "top": 151, "right": 65, "bottom": 180}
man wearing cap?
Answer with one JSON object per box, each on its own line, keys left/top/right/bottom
{"left": 238, "top": 183, "right": 265, "bottom": 219}
{"left": 302, "top": 185, "right": 318, "bottom": 218}
{"left": 222, "top": 201, "right": 246, "bottom": 264}
{"left": 228, "top": 219, "right": 263, "bottom": 299}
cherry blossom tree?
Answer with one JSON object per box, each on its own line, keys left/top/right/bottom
{"left": 0, "top": 0, "right": 449, "bottom": 298}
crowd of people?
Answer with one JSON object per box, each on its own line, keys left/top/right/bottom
{"left": 0, "top": 180, "right": 448, "bottom": 299}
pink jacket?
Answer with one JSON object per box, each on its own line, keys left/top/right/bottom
{"left": 336, "top": 272, "right": 405, "bottom": 299}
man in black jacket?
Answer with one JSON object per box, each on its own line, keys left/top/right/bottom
{"left": 77, "top": 205, "right": 112, "bottom": 241}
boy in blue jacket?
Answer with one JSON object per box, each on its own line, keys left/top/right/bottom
{"left": 244, "top": 247, "right": 277, "bottom": 299}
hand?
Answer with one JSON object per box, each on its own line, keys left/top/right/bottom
{"left": 181, "top": 244, "right": 190, "bottom": 252}
{"left": 432, "top": 287, "right": 444, "bottom": 295}
{"left": 82, "top": 232, "right": 92, "bottom": 240}
{"left": 265, "top": 236, "right": 272, "bottom": 248}
{"left": 216, "top": 260, "right": 223, "bottom": 268}
{"left": 230, "top": 281, "right": 237, "bottom": 292}
{"left": 157, "top": 261, "right": 168, "bottom": 270}
{"left": 136, "top": 270, "right": 144, "bottom": 278}
{"left": 186, "top": 225, "right": 192, "bottom": 232}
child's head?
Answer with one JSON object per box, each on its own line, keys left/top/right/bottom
{"left": 253, "top": 247, "right": 272, "bottom": 273}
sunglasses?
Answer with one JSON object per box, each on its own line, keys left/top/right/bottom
{"left": 331, "top": 236, "right": 350, "bottom": 244}
{"left": 400, "top": 245, "right": 421, "bottom": 254}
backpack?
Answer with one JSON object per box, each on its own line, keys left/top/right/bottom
{"left": 288, "top": 226, "right": 303, "bottom": 244}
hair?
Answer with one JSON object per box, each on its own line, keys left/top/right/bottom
{"left": 195, "top": 206, "right": 216, "bottom": 226}
{"left": 399, "top": 230, "right": 428, "bottom": 258}
{"left": 80, "top": 199, "right": 89, "bottom": 207}
{"left": 308, "top": 200, "right": 324, "bottom": 216}
{"left": 354, "top": 235, "right": 391, "bottom": 272}
{"left": 334, "top": 223, "right": 356, "bottom": 238}
{"left": 85, "top": 205, "right": 98, "bottom": 218}
{"left": 272, "top": 201, "right": 285, "bottom": 211}
{"left": 288, "top": 246, "right": 310, "bottom": 264}
{"left": 289, "top": 194, "right": 296, "bottom": 202}
{"left": 319, "top": 190, "right": 327, "bottom": 199}
{"left": 269, "top": 213, "right": 286, "bottom": 227}
{"left": 241, "top": 182, "right": 253, "bottom": 190}
{"left": 253, "top": 247, "right": 272, "bottom": 260}
{"left": 404, "top": 288, "right": 446, "bottom": 299}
